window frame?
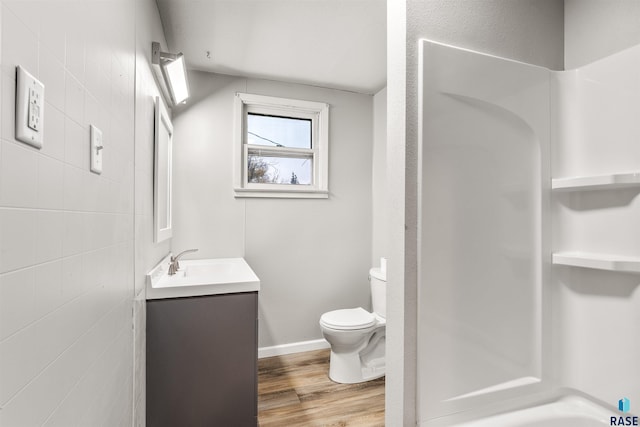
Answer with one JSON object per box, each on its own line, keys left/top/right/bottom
{"left": 233, "top": 93, "right": 329, "bottom": 198}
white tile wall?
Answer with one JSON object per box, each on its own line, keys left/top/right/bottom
{"left": 37, "top": 154, "right": 64, "bottom": 210}
{"left": 64, "top": 72, "right": 85, "bottom": 126}
{"left": 1, "top": 5, "right": 37, "bottom": 77}
{"left": 0, "top": 0, "right": 137, "bottom": 425}
{"left": 38, "top": 49, "right": 66, "bottom": 113}
{"left": 35, "top": 210, "right": 64, "bottom": 264}
{"left": 0, "top": 208, "right": 37, "bottom": 272}
{"left": 40, "top": 102, "right": 65, "bottom": 161}
{"left": 0, "top": 140, "right": 38, "bottom": 207}
{"left": 0, "top": 267, "right": 35, "bottom": 340}
{"left": 64, "top": 117, "right": 87, "bottom": 169}
{"left": 33, "top": 260, "right": 63, "bottom": 319}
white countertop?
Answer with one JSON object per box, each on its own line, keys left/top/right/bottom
{"left": 146, "top": 255, "right": 260, "bottom": 300}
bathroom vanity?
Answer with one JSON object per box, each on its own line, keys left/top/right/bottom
{"left": 146, "top": 257, "right": 260, "bottom": 427}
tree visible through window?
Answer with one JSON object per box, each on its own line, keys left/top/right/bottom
{"left": 247, "top": 155, "right": 277, "bottom": 183}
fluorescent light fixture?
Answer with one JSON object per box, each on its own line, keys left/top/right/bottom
{"left": 162, "top": 53, "right": 189, "bottom": 104}
{"left": 151, "top": 42, "right": 190, "bottom": 105}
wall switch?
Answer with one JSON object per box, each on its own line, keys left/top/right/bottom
{"left": 90, "top": 125, "right": 103, "bottom": 174}
{"left": 15, "top": 66, "right": 44, "bottom": 148}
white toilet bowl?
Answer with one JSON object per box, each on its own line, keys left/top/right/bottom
{"left": 320, "top": 307, "right": 386, "bottom": 383}
{"left": 320, "top": 266, "right": 387, "bottom": 384}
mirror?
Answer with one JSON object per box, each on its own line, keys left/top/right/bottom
{"left": 154, "top": 96, "right": 173, "bottom": 242}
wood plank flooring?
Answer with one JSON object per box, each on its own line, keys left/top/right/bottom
{"left": 258, "top": 349, "right": 385, "bottom": 426}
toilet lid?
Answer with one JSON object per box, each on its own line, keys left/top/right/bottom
{"left": 320, "top": 307, "right": 376, "bottom": 330}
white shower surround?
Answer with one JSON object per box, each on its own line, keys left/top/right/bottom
{"left": 417, "top": 40, "right": 640, "bottom": 425}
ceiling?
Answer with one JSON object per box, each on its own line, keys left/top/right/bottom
{"left": 155, "top": 0, "right": 387, "bottom": 94}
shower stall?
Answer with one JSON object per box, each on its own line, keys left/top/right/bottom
{"left": 417, "top": 41, "right": 640, "bottom": 425}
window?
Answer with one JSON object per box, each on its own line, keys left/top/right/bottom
{"left": 234, "top": 93, "right": 329, "bottom": 198}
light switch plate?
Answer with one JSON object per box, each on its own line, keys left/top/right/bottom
{"left": 90, "top": 125, "right": 103, "bottom": 174}
{"left": 15, "top": 66, "right": 44, "bottom": 148}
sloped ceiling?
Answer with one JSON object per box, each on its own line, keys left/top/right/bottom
{"left": 156, "top": 0, "right": 387, "bottom": 94}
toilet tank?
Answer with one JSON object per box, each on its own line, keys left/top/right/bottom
{"left": 369, "top": 268, "right": 387, "bottom": 318}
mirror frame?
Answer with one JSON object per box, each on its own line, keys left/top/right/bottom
{"left": 154, "top": 96, "right": 173, "bottom": 243}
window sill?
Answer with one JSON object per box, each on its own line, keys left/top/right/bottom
{"left": 234, "top": 188, "right": 329, "bottom": 199}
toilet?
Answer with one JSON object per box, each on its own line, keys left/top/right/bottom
{"left": 319, "top": 267, "right": 386, "bottom": 384}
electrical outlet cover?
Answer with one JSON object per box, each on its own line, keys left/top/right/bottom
{"left": 16, "top": 66, "right": 44, "bottom": 148}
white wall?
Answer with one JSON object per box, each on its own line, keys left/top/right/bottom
{"left": 556, "top": 2, "right": 640, "bottom": 409}
{"left": 0, "top": 0, "right": 136, "bottom": 425}
{"left": 372, "top": 87, "right": 388, "bottom": 266}
{"left": 565, "top": 0, "right": 640, "bottom": 69}
{"left": 407, "top": 0, "right": 565, "bottom": 71}
{"left": 171, "top": 71, "right": 374, "bottom": 349}
{"left": 553, "top": 46, "right": 640, "bottom": 411}
{"left": 133, "top": 0, "right": 170, "bottom": 425}
{"left": 388, "top": 1, "right": 564, "bottom": 424}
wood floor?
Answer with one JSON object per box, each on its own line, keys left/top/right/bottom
{"left": 258, "top": 349, "right": 385, "bottom": 426}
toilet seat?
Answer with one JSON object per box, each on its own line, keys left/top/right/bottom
{"left": 320, "top": 307, "right": 376, "bottom": 330}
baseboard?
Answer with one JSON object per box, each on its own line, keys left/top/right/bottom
{"left": 258, "top": 339, "right": 330, "bottom": 359}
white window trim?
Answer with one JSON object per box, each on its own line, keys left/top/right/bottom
{"left": 233, "top": 93, "right": 329, "bottom": 199}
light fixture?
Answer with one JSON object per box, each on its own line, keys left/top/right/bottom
{"left": 152, "top": 42, "right": 190, "bottom": 105}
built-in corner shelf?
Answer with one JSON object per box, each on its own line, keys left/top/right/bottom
{"left": 552, "top": 172, "right": 640, "bottom": 191}
{"left": 553, "top": 252, "right": 640, "bottom": 273}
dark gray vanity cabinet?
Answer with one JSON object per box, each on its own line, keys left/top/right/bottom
{"left": 146, "top": 292, "right": 258, "bottom": 427}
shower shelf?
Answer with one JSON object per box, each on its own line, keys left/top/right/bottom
{"left": 553, "top": 252, "right": 640, "bottom": 273}
{"left": 552, "top": 172, "right": 640, "bottom": 191}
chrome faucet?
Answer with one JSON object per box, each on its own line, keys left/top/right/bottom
{"left": 168, "top": 249, "right": 199, "bottom": 275}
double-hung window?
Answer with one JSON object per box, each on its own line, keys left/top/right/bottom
{"left": 233, "top": 93, "right": 329, "bottom": 198}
